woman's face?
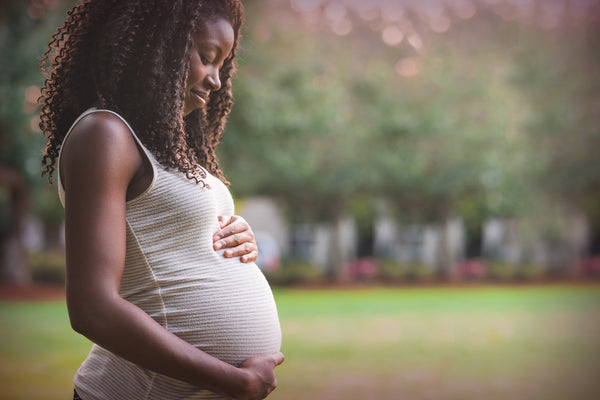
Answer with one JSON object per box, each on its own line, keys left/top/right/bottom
{"left": 183, "top": 17, "right": 235, "bottom": 116}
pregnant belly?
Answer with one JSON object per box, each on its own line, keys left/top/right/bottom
{"left": 159, "top": 262, "right": 282, "bottom": 367}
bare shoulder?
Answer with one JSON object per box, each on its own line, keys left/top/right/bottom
{"left": 60, "top": 111, "right": 143, "bottom": 189}
{"left": 64, "top": 111, "right": 137, "bottom": 156}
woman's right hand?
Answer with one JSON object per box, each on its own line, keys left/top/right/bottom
{"left": 231, "top": 352, "right": 285, "bottom": 400}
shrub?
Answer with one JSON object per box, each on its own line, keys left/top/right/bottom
{"left": 515, "top": 263, "right": 545, "bottom": 280}
{"left": 488, "top": 261, "right": 546, "bottom": 281}
{"left": 377, "top": 260, "right": 434, "bottom": 282}
{"left": 264, "top": 259, "right": 322, "bottom": 286}
{"left": 29, "top": 252, "right": 66, "bottom": 285}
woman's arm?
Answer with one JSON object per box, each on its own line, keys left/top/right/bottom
{"left": 61, "top": 113, "right": 282, "bottom": 400}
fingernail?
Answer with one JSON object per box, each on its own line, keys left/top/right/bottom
{"left": 214, "top": 242, "right": 222, "bottom": 250}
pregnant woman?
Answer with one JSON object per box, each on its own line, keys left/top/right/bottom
{"left": 39, "top": 1, "right": 283, "bottom": 399}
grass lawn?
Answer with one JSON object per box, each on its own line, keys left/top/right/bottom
{"left": 1, "top": 284, "right": 599, "bottom": 399}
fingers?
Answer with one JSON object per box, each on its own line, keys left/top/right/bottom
{"left": 217, "top": 215, "right": 234, "bottom": 229}
{"left": 213, "top": 231, "right": 254, "bottom": 250}
{"left": 269, "top": 378, "right": 278, "bottom": 397}
{"left": 214, "top": 215, "right": 245, "bottom": 239}
{"left": 221, "top": 243, "right": 258, "bottom": 262}
{"left": 237, "top": 353, "right": 283, "bottom": 400}
{"left": 241, "top": 250, "right": 258, "bottom": 263}
{"left": 213, "top": 215, "right": 259, "bottom": 263}
{"left": 272, "top": 352, "right": 285, "bottom": 367}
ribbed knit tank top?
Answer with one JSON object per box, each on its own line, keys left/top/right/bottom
{"left": 57, "top": 109, "right": 281, "bottom": 400}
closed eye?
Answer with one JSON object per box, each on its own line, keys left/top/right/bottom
{"left": 200, "top": 55, "right": 211, "bottom": 65}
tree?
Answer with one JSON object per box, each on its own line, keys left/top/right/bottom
{"left": 0, "top": 0, "right": 72, "bottom": 283}
{"left": 513, "top": 19, "right": 600, "bottom": 272}
{"left": 222, "top": 1, "right": 599, "bottom": 280}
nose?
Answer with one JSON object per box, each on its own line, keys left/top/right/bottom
{"left": 207, "top": 68, "right": 221, "bottom": 91}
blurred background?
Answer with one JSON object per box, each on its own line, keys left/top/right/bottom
{"left": 1, "top": 1, "right": 600, "bottom": 399}
{"left": 2, "top": 0, "right": 599, "bottom": 285}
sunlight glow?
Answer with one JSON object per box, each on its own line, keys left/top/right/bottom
{"left": 331, "top": 18, "right": 353, "bottom": 35}
{"left": 358, "top": 5, "right": 379, "bottom": 22}
{"left": 324, "top": 2, "right": 347, "bottom": 22}
{"left": 30, "top": 115, "right": 41, "bottom": 132}
{"left": 23, "top": 86, "right": 40, "bottom": 114}
{"left": 382, "top": 25, "right": 404, "bottom": 47}
{"left": 452, "top": 0, "right": 477, "bottom": 19}
{"left": 287, "top": 0, "right": 593, "bottom": 47}
{"left": 380, "top": 2, "right": 405, "bottom": 23}
{"left": 407, "top": 33, "right": 423, "bottom": 50}
{"left": 430, "top": 15, "right": 451, "bottom": 33}
{"left": 395, "top": 57, "right": 420, "bottom": 77}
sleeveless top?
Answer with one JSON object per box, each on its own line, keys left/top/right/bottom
{"left": 57, "top": 109, "right": 281, "bottom": 400}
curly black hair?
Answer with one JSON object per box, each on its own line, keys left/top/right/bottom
{"left": 39, "top": 0, "right": 244, "bottom": 186}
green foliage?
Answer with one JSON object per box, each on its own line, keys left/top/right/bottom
{"left": 223, "top": 4, "right": 596, "bottom": 231}
{"left": 510, "top": 23, "right": 600, "bottom": 229}
{"left": 487, "top": 261, "right": 518, "bottom": 281}
{"left": 487, "top": 261, "right": 546, "bottom": 281}
{"left": 29, "top": 251, "right": 66, "bottom": 285}
{"left": 0, "top": 2, "right": 68, "bottom": 181}
{"left": 0, "top": 186, "right": 9, "bottom": 233}
{"left": 2, "top": 2, "right": 599, "bottom": 277}
{"left": 224, "top": 27, "right": 362, "bottom": 222}
{"left": 264, "top": 259, "right": 323, "bottom": 286}
{"left": 0, "top": 1, "right": 73, "bottom": 224}
{"left": 32, "top": 184, "right": 64, "bottom": 224}
{"left": 218, "top": 4, "right": 600, "bottom": 273}
{"left": 377, "top": 259, "right": 435, "bottom": 282}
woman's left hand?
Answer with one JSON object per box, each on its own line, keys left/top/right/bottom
{"left": 213, "top": 215, "right": 258, "bottom": 263}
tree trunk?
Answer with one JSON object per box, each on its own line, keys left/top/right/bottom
{"left": 44, "top": 222, "right": 64, "bottom": 253}
{"left": 438, "top": 216, "right": 460, "bottom": 281}
{"left": 0, "top": 165, "right": 31, "bottom": 284}
{"left": 326, "top": 210, "right": 348, "bottom": 282}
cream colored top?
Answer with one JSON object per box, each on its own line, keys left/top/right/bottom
{"left": 58, "top": 109, "right": 281, "bottom": 400}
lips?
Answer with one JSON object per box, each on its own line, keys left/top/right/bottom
{"left": 190, "top": 89, "right": 208, "bottom": 105}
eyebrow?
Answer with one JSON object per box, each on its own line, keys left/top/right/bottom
{"left": 201, "top": 43, "right": 234, "bottom": 64}
{"left": 199, "top": 41, "right": 221, "bottom": 51}
{"left": 198, "top": 41, "right": 227, "bottom": 59}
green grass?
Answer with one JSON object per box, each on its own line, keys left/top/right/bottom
{"left": 0, "top": 302, "right": 91, "bottom": 400}
{"left": 1, "top": 285, "right": 599, "bottom": 399}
